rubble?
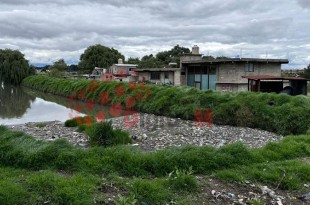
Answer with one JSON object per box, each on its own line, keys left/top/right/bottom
{"left": 9, "top": 113, "right": 283, "bottom": 151}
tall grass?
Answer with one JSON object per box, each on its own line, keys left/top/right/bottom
{"left": 23, "top": 75, "right": 310, "bottom": 135}
{"left": 1, "top": 126, "right": 310, "bottom": 179}
{"left": 1, "top": 127, "right": 310, "bottom": 204}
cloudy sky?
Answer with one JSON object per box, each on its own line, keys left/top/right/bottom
{"left": 0, "top": 0, "right": 309, "bottom": 68}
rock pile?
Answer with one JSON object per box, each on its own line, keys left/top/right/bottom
{"left": 10, "top": 113, "right": 283, "bottom": 151}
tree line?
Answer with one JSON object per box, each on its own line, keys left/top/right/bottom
{"left": 2, "top": 44, "right": 310, "bottom": 85}
{"left": 36, "top": 44, "right": 192, "bottom": 74}
{"left": 0, "top": 49, "right": 33, "bottom": 85}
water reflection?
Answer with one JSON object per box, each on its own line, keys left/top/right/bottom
{"left": 0, "top": 84, "right": 125, "bottom": 125}
{"left": 0, "top": 82, "right": 35, "bottom": 119}
{"left": 23, "top": 88, "right": 114, "bottom": 118}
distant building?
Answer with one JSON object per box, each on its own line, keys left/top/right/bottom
{"left": 90, "top": 59, "right": 138, "bottom": 82}
{"left": 109, "top": 59, "right": 138, "bottom": 82}
{"left": 180, "top": 45, "right": 289, "bottom": 92}
{"left": 134, "top": 67, "right": 181, "bottom": 85}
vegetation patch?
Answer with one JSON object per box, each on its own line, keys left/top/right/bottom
{"left": 0, "top": 126, "right": 310, "bottom": 204}
{"left": 22, "top": 75, "right": 310, "bottom": 135}
{"left": 86, "top": 121, "right": 132, "bottom": 147}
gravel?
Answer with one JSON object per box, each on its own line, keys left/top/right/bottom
{"left": 9, "top": 113, "right": 283, "bottom": 151}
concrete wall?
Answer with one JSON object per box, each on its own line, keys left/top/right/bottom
{"left": 174, "top": 70, "right": 181, "bottom": 86}
{"left": 138, "top": 71, "right": 176, "bottom": 85}
{"left": 180, "top": 54, "right": 202, "bottom": 63}
{"left": 216, "top": 62, "right": 281, "bottom": 92}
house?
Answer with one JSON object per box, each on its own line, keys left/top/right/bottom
{"left": 180, "top": 45, "right": 289, "bottom": 92}
{"left": 91, "top": 59, "right": 138, "bottom": 82}
{"left": 110, "top": 59, "right": 138, "bottom": 82}
{"left": 90, "top": 67, "right": 106, "bottom": 80}
{"left": 134, "top": 67, "right": 181, "bottom": 85}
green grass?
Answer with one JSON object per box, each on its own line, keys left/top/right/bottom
{"left": 22, "top": 75, "right": 310, "bottom": 135}
{"left": 35, "top": 122, "right": 47, "bottom": 128}
{"left": 86, "top": 120, "right": 132, "bottom": 147}
{"left": 0, "top": 166, "right": 102, "bottom": 205}
{"left": 1, "top": 126, "right": 310, "bottom": 204}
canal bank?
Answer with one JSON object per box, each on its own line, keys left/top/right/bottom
{"left": 10, "top": 113, "right": 283, "bottom": 152}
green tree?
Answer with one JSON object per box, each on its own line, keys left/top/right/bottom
{"left": 0, "top": 49, "right": 30, "bottom": 85}
{"left": 126, "top": 57, "right": 140, "bottom": 65}
{"left": 78, "top": 44, "right": 124, "bottom": 73}
{"left": 301, "top": 63, "right": 310, "bottom": 79}
{"left": 139, "top": 54, "right": 164, "bottom": 68}
{"left": 202, "top": 55, "right": 215, "bottom": 60}
{"left": 50, "top": 59, "right": 67, "bottom": 71}
{"left": 156, "top": 45, "right": 190, "bottom": 67}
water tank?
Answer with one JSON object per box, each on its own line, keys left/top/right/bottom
{"left": 192, "top": 45, "right": 199, "bottom": 54}
{"left": 118, "top": 58, "right": 123, "bottom": 64}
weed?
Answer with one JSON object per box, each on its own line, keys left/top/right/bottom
{"left": 167, "top": 166, "right": 198, "bottom": 192}
{"left": 86, "top": 121, "right": 132, "bottom": 147}
{"left": 22, "top": 75, "right": 310, "bottom": 135}
{"left": 131, "top": 178, "right": 172, "bottom": 205}
{"left": 35, "top": 123, "right": 47, "bottom": 128}
{"left": 115, "top": 194, "right": 137, "bottom": 205}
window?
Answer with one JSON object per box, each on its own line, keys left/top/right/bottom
{"left": 245, "top": 63, "right": 254, "bottom": 72}
{"left": 164, "top": 72, "right": 169, "bottom": 79}
{"left": 150, "top": 72, "right": 160, "bottom": 80}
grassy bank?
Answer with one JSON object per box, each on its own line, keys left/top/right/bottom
{"left": 22, "top": 75, "right": 310, "bottom": 135}
{"left": 0, "top": 126, "right": 310, "bottom": 204}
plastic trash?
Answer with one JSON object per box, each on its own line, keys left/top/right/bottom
{"left": 227, "top": 193, "right": 236, "bottom": 198}
{"left": 299, "top": 192, "right": 310, "bottom": 201}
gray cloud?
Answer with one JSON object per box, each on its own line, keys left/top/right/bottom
{"left": 0, "top": 0, "right": 309, "bottom": 68}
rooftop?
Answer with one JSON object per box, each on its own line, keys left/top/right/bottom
{"left": 242, "top": 75, "right": 309, "bottom": 81}
{"left": 182, "top": 57, "right": 289, "bottom": 64}
{"left": 134, "top": 68, "right": 181, "bottom": 72}
{"left": 114, "top": 64, "right": 137, "bottom": 67}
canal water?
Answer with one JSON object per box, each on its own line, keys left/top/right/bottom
{"left": 0, "top": 83, "right": 114, "bottom": 125}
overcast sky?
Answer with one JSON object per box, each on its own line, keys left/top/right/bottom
{"left": 0, "top": 0, "right": 309, "bottom": 68}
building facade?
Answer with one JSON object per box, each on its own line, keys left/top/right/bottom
{"left": 135, "top": 68, "right": 181, "bottom": 85}
{"left": 180, "top": 46, "right": 289, "bottom": 92}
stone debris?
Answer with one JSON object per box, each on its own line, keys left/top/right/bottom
{"left": 9, "top": 113, "right": 283, "bottom": 151}
{"left": 208, "top": 185, "right": 290, "bottom": 205}
{"left": 298, "top": 192, "right": 310, "bottom": 201}
{"left": 112, "top": 113, "right": 283, "bottom": 151}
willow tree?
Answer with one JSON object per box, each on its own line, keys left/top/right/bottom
{"left": 0, "top": 49, "right": 30, "bottom": 85}
{"left": 0, "top": 84, "right": 35, "bottom": 119}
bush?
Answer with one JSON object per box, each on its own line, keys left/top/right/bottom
{"left": 86, "top": 121, "right": 132, "bottom": 147}
{"left": 64, "top": 116, "right": 95, "bottom": 127}
{"left": 167, "top": 167, "right": 198, "bottom": 192}
{"left": 131, "top": 178, "right": 172, "bottom": 204}
{"left": 64, "top": 118, "right": 79, "bottom": 127}
{"left": 22, "top": 75, "right": 310, "bottom": 135}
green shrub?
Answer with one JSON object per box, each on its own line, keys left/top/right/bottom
{"left": 64, "top": 116, "right": 95, "bottom": 127}
{"left": 112, "top": 129, "right": 132, "bottom": 145}
{"left": 167, "top": 167, "right": 198, "bottom": 192}
{"left": 22, "top": 75, "right": 310, "bottom": 135}
{"left": 131, "top": 178, "right": 172, "bottom": 205}
{"left": 35, "top": 123, "right": 47, "bottom": 128}
{"left": 86, "top": 121, "right": 132, "bottom": 147}
{"left": 77, "top": 124, "right": 87, "bottom": 132}
{"left": 64, "top": 118, "right": 79, "bottom": 127}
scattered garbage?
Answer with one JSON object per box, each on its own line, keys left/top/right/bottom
{"left": 227, "top": 193, "right": 236, "bottom": 198}
{"left": 298, "top": 192, "right": 310, "bottom": 201}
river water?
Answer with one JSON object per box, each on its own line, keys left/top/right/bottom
{"left": 0, "top": 83, "right": 114, "bottom": 125}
